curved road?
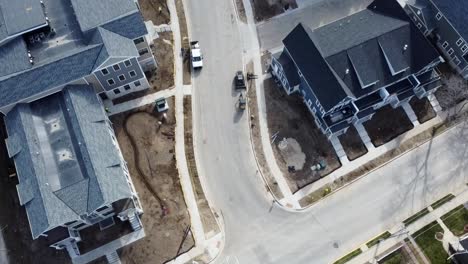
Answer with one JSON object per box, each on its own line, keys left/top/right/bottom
{"left": 186, "top": 0, "right": 468, "bottom": 263}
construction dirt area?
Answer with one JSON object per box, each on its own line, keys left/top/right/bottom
{"left": 363, "top": 105, "right": 415, "bottom": 147}
{"left": 338, "top": 125, "right": 368, "bottom": 161}
{"left": 264, "top": 78, "right": 341, "bottom": 193}
{"left": 139, "top": 0, "right": 171, "bottom": 25}
{"left": 110, "top": 98, "right": 195, "bottom": 264}
{"left": 250, "top": 0, "right": 298, "bottom": 22}
{"left": 410, "top": 97, "right": 436, "bottom": 124}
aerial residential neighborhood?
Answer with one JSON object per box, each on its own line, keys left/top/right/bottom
{"left": 0, "top": 0, "right": 467, "bottom": 264}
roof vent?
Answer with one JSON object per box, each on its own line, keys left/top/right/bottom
{"left": 417, "top": 10, "right": 421, "bottom": 15}
{"left": 57, "top": 149, "right": 73, "bottom": 162}
{"left": 403, "top": 44, "right": 408, "bottom": 51}
{"left": 345, "top": 68, "right": 350, "bottom": 75}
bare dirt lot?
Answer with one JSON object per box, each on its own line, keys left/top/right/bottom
{"left": 139, "top": 0, "right": 171, "bottom": 25}
{"left": 338, "top": 125, "right": 368, "bottom": 161}
{"left": 175, "top": 0, "right": 192, "bottom": 85}
{"left": 264, "top": 78, "right": 341, "bottom": 193}
{"left": 247, "top": 63, "right": 284, "bottom": 200}
{"left": 435, "top": 63, "right": 468, "bottom": 111}
{"left": 110, "top": 98, "right": 195, "bottom": 264}
{"left": 251, "top": 0, "right": 298, "bottom": 22}
{"left": 409, "top": 97, "right": 436, "bottom": 124}
{"left": 363, "top": 105, "right": 414, "bottom": 147}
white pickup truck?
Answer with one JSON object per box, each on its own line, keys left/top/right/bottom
{"left": 190, "top": 41, "right": 203, "bottom": 69}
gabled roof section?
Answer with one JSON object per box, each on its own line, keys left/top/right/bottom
{"left": 70, "top": 0, "right": 138, "bottom": 33}
{"left": 430, "top": 0, "right": 468, "bottom": 41}
{"left": 283, "top": 24, "right": 349, "bottom": 111}
{"left": 0, "top": 37, "right": 32, "bottom": 77}
{"left": 0, "top": 0, "right": 47, "bottom": 36}
{"left": 5, "top": 85, "right": 132, "bottom": 238}
{"left": 0, "top": 45, "right": 103, "bottom": 109}
{"left": 91, "top": 27, "right": 139, "bottom": 69}
{"left": 101, "top": 11, "right": 148, "bottom": 40}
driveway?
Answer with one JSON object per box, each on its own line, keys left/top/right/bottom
{"left": 257, "top": 0, "right": 372, "bottom": 51}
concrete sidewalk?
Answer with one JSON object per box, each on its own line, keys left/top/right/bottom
{"left": 294, "top": 113, "right": 445, "bottom": 201}
{"left": 346, "top": 188, "right": 468, "bottom": 264}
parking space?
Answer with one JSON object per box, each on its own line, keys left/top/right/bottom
{"left": 257, "top": 0, "right": 372, "bottom": 51}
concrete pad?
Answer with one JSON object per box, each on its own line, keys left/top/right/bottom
{"left": 401, "top": 102, "right": 420, "bottom": 126}
{"left": 354, "top": 122, "right": 375, "bottom": 151}
{"left": 277, "top": 138, "right": 306, "bottom": 170}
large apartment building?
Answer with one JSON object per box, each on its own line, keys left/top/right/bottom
{"left": 271, "top": 0, "right": 443, "bottom": 139}
{"left": 405, "top": 0, "right": 468, "bottom": 79}
{"left": 0, "top": 0, "right": 156, "bottom": 263}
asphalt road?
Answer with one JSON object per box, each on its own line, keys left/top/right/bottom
{"left": 186, "top": 0, "right": 468, "bottom": 263}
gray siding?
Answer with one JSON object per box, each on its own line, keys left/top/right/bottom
{"left": 93, "top": 58, "right": 144, "bottom": 91}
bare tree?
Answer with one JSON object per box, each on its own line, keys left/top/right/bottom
{"left": 435, "top": 67, "right": 468, "bottom": 119}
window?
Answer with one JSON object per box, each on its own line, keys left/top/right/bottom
{"left": 98, "top": 92, "right": 108, "bottom": 100}
{"left": 113, "top": 64, "right": 120, "bottom": 71}
{"left": 134, "top": 81, "right": 141, "bottom": 87}
{"left": 417, "top": 23, "right": 422, "bottom": 29}
{"left": 129, "top": 70, "right": 136, "bottom": 77}
{"left": 453, "top": 56, "right": 461, "bottom": 66}
{"left": 96, "top": 206, "right": 109, "bottom": 212}
{"left": 448, "top": 48, "right": 454, "bottom": 55}
{"left": 107, "top": 79, "right": 115, "bottom": 85}
{"left": 442, "top": 41, "right": 449, "bottom": 49}
{"left": 118, "top": 74, "right": 126, "bottom": 81}
{"left": 456, "top": 38, "right": 464, "bottom": 46}
{"left": 101, "top": 68, "right": 109, "bottom": 75}
{"left": 312, "top": 108, "right": 316, "bottom": 114}
{"left": 462, "top": 45, "right": 468, "bottom": 53}
{"left": 435, "top": 12, "right": 442, "bottom": 20}
{"left": 113, "top": 88, "right": 121, "bottom": 94}
{"left": 124, "top": 84, "right": 131, "bottom": 90}
{"left": 138, "top": 48, "right": 149, "bottom": 56}
{"left": 134, "top": 37, "right": 145, "bottom": 45}
{"left": 124, "top": 60, "right": 132, "bottom": 67}
{"left": 73, "top": 222, "right": 87, "bottom": 229}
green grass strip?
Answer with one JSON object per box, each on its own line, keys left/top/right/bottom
{"left": 366, "top": 231, "right": 391, "bottom": 248}
{"left": 333, "top": 248, "right": 363, "bottom": 264}
{"left": 403, "top": 208, "right": 430, "bottom": 226}
{"left": 431, "top": 194, "right": 455, "bottom": 209}
{"left": 412, "top": 221, "right": 448, "bottom": 264}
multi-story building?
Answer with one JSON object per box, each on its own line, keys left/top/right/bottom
{"left": 405, "top": 0, "right": 468, "bottom": 79}
{"left": 0, "top": 0, "right": 156, "bottom": 262}
{"left": 0, "top": 0, "right": 157, "bottom": 114}
{"left": 271, "top": 0, "right": 444, "bottom": 139}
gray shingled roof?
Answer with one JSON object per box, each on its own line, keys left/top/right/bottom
{"left": 0, "top": 0, "right": 47, "bottom": 36}
{"left": 283, "top": 24, "right": 350, "bottom": 111}
{"left": 281, "top": 0, "right": 440, "bottom": 110}
{"left": 91, "top": 27, "right": 139, "bottom": 69}
{"left": 0, "top": 37, "right": 31, "bottom": 77}
{"left": 5, "top": 85, "right": 132, "bottom": 238}
{"left": 102, "top": 12, "right": 148, "bottom": 40}
{"left": 0, "top": 0, "right": 147, "bottom": 110}
{"left": 430, "top": 0, "right": 468, "bottom": 41}
{"left": 0, "top": 45, "right": 103, "bottom": 109}
{"left": 70, "top": 0, "right": 137, "bottom": 32}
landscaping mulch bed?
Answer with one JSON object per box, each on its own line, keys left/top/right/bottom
{"left": 139, "top": 0, "right": 171, "bottom": 25}
{"left": 409, "top": 97, "right": 436, "bottom": 124}
{"left": 250, "top": 0, "right": 298, "bottom": 22}
{"left": 338, "top": 125, "right": 368, "bottom": 161}
{"left": 264, "top": 78, "right": 341, "bottom": 193}
{"left": 363, "top": 105, "right": 414, "bottom": 147}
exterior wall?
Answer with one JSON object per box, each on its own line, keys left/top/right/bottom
{"left": 94, "top": 58, "right": 145, "bottom": 91}
{"left": 135, "top": 35, "right": 157, "bottom": 72}
{"left": 271, "top": 57, "right": 292, "bottom": 94}
{"left": 406, "top": 2, "right": 468, "bottom": 79}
